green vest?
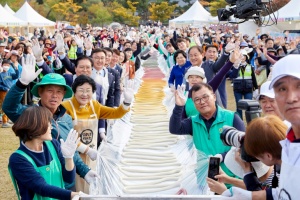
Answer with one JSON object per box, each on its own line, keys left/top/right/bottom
{"left": 191, "top": 106, "right": 236, "bottom": 179}
{"left": 185, "top": 97, "right": 198, "bottom": 118}
{"left": 239, "top": 64, "right": 252, "bottom": 78}
{"left": 68, "top": 45, "right": 77, "bottom": 60}
{"left": 8, "top": 141, "right": 65, "bottom": 200}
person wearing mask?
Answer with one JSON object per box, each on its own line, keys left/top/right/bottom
{"left": 0, "top": 59, "right": 19, "bottom": 128}
{"left": 8, "top": 106, "right": 79, "bottom": 199}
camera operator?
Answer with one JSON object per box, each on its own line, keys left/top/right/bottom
{"left": 219, "top": 55, "right": 300, "bottom": 200}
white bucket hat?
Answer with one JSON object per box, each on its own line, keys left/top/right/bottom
{"left": 269, "top": 55, "right": 300, "bottom": 89}
{"left": 184, "top": 66, "right": 207, "bottom": 83}
{"left": 257, "top": 81, "right": 275, "bottom": 100}
{"left": 224, "top": 147, "right": 270, "bottom": 178}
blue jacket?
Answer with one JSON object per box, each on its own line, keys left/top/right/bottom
{"left": 0, "top": 69, "right": 19, "bottom": 91}
{"left": 3, "top": 81, "right": 90, "bottom": 187}
{"left": 168, "top": 61, "right": 191, "bottom": 88}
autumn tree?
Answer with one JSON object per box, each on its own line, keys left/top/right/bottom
{"left": 112, "top": 0, "right": 140, "bottom": 26}
{"left": 149, "top": 2, "right": 177, "bottom": 23}
{"left": 51, "top": 0, "right": 82, "bottom": 25}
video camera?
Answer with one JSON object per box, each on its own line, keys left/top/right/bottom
{"left": 217, "top": 0, "right": 273, "bottom": 24}
{"left": 220, "top": 99, "right": 262, "bottom": 162}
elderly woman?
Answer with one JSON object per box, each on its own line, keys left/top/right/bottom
{"left": 8, "top": 106, "right": 79, "bottom": 199}
{"left": 61, "top": 74, "right": 134, "bottom": 193}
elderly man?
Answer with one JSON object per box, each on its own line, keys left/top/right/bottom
{"left": 3, "top": 55, "right": 98, "bottom": 191}
{"left": 220, "top": 54, "right": 300, "bottom": 200}
{"left": 169, "top": 81, "right": 245, "bottom": 179}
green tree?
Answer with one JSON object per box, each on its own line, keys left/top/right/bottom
{"left": 88, "top": 2, "right": 112, "bottom": 26}
{"left": 149, "top": 2, "right": 177, "bottom": 23}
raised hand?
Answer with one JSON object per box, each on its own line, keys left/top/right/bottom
{"left": 31, "top": 39, "right": 43, "bottom": 61}
{"left": 74, "top": 35, "right": 83, "bottom": 48}
{"left": 20, "top": 55, "right": 42, "bottom": 85}
{"left": 175, "top": 84, "right": 187, "bottom": 106}
{"left": 54, "top": 33, "right": 65, "bottom": 53}
{"left": 84, "top": 38, "right": 93, "bottom": 50}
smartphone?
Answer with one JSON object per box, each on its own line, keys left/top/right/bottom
{"left": 208, "top": 157, "right": 220, "bottom": 181}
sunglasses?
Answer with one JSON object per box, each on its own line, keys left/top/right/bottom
{"left": 120, "top": 39, "right": 125, "bottom": 41}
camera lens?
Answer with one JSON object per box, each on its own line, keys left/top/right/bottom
{"left": 220, "top": 126, "right": 244, "bottom": 148}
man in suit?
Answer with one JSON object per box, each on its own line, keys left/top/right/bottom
{"left": 109, "top": 48, "right": 123, "bottom": 76}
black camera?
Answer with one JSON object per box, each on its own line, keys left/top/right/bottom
{"left": 238, "top": 99, "right": 261, "bottom": 124}
{"left": 220, "top": 99, "right": 261, "bottom": 162}
{"left": 221, "top": 126, "right": 258, "bottom": 162}
{"left": 217, "top": 0, "right": 270, "bottom": 22}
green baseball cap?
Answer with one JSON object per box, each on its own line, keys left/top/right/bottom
{"left": 31, "top": 73, "right": 73, "bottom": 98}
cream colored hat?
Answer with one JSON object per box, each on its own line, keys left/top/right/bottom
{"left": 184, "top": 66, "right": 207, "bottom": 83}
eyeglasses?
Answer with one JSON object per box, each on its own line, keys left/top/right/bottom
{"left": 193, "top": 94, "right": 210, "bottom": 105}
{"left": 119, "top": 39, "right": 125, "bottom": 41}
{"left": 76, "top": 89, "right": 93, "bottom": 95}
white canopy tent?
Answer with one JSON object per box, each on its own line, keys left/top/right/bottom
{"left": 169, "top": 1, "right": 213, "bottom": 28}
{"left": 14, "top": 1, "right": 55, "bottom": 27}
{"left": 239, "top": 0, "right": 300, "bottom": 35}
{"left": 4, "top": 3, "right": 15, "bottom": 15}
{"left": 0, "top": 5, "right": 26, "bottom": 27}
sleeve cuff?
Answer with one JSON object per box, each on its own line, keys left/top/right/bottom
{"left": 59, "top": 53, "right": 66, "bottom": 60}
{"left": 36, "top": 60, "right": 44, "bottom": 66}
{"left": 99, "top": 128, "right": 105, "bottom": 133}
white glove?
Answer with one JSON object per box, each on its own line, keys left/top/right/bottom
{"left": 84, "top": 170, "right": 100, "bottom": 184}
{"left": 74, "top": 35, "right": 83, "bottom": 48}
{"left": 123, "top": 79, "right": 135, "bottom": 104}
{"left": 86, "top": 147, "right": 98, "bottom": 161}
{"left": 113, "top": 41, "right": 119, "bottom": 49}
{"left": 100, "top": 132, "right": 107, "bottom": 142}
{"left": 72, "top": 191, "right": 89, "bottom": 200}
{"left": 177, "top": 84, "right": 188, "bottom": 104}
{"left": 102, "top": 38, "right": 109, "bottom": 48}
{"left": 220, "top": 187, "right": 252, "bottom": 200}
{"left": 60, "top": 129, "right": 80, "bottom": 158}
{"left": 20, "top": 55, "right": 42, "bottom": 85}
{"left": 31, "top": 39, "right": 43, "bottom": 61}
{"left": 54, "top": 33, "right": 65, "bottom": 53}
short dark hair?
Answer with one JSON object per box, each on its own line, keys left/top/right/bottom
{"left": 124, "top": 41, "right": 131, "bottom": 47}
{"left": 112, "top": 48, "right": 120, "bottom": 56}
{"left": 188, "top": 45, "right": 203, "bottom": 54}
{"left": 191, "top": 83, "right": 213, "bottom": 94}
{"left": 265, "top": 38, "right": 274, "bottom": 44}
{"left": 205, "top": 45, "right": 218, "bottom": 52}
{"left": 1, "top": 59, "right": 11, "bottom": 65}
{"left": 174, "top": 50, "right": 187, "bottom": 63}
{"left": 75, "top": 55, "right": 93, "bottom": 68}
{"left": 103, "top": 47, "right": 113, "bottom": 55}
{"left": 72, "top": 75, "right": 96, "bottom": 93}
{"left": 176, "top": 38, "right": 186, "bottom": 44}
{"left": 12, "top": 106, "right": 52, "bottom": 142}
{"left": 91, "top": 48, "right": 106, "bottom": 57}
{"left": 124, "top": 48, "right": 133, "bottom": 52}
{"left": 185, "top": 37, "right": 191, "bottom": 43}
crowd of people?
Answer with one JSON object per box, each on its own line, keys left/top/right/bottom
{"left": 0, "top": 23, "right": 299, "bottom": 199}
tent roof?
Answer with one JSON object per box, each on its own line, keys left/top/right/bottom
{"left": 170, "top": 1, "right": 212, "bottom": 22}
{"left": 277, "top": 0, "right": 300, "bottom": 19}
{"left": 14, "top": 2, "right": 55, "bottom": 27}
{"left": 4, "top": 3, "right": 15, "bottom": 15}
{"left": 0, "top": 5, "right": 26, "bottom": 26}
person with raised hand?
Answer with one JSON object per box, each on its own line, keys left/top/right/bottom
{"left": 8, "top": 106, "right": 79, "bottom": 200}
{"left": 3, "top": 55, "right": 98, "bottom": 192}
{"left": 169, "top": 48, "right": 245, "bottom": 185}
{"left": 61, "top": 75, "right": 134, "bottom": 192}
